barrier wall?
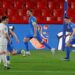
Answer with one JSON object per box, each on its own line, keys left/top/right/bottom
{"left": 8, "top": 24, "right": 63, "bottom": 50}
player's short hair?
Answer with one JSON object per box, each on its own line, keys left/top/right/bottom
{"left": 64, "top": 16, "right": 71, "bottom": 19}
{"left": 1, "top": 16, "right": 8, "bottom": 22}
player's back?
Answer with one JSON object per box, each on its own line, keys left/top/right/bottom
{"left": 0, "top": 23, "right": 8, "bottom": 45}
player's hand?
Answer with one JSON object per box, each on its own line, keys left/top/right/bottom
{"left": 8, "top": 40, "right": 12, "bottom": 44}
{"left": 33, "top": 34, "right": 37, "bottom": 38}
{"left": 16, "top": 39, "right": 19, "bottom": 43}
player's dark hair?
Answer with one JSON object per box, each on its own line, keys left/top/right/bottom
{"left": 64, "top": 16, "right": 71, "bottom": 19}
{"left": 1, "top": 16, "right": 8, "bottom": 22}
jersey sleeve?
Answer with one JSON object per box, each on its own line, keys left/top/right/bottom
{"left": 71, "top": 24, "right": 75, "bottom": 28}
{"left": 31, "top": 17, "right": 37, "bottom": 25}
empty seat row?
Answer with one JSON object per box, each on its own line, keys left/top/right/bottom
{"left": 0, "top": 0, "right": 64, "bottom": 24}
{"left": 0, "top": 0, "right": 64, "bottom": 10}
{"left": 68, "top": 0, "right": 75, "bottom": 22}
{"left": 8, "top": 16, "right": 63, "bottom": 24}
{"left": 0, "top": 8, "right": 63, "bottom": 17}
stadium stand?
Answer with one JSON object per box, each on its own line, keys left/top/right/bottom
{"left": 0, "top": 0, "right": 64, "bottom": 24}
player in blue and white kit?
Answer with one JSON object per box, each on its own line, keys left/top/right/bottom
{"left": 23, "top": 9, "right": 52, "bottom": 56}
{"left": 7, "top": 26, "right": 19, "bottom": 66}
{"left": 64, "top": 17, "right": 75, "bottom": 60}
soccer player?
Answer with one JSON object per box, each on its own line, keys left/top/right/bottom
{"left": 7, "top": 26, "right": 19, "bottom": 65}
{"left": 64, "top": 17, "right": 75, "bottom": 60}
{"left": 23, "top": 9, "right": 52, "bottom": 56}
{"left": 0, "top": 16, "right": 10, "bottom": 69}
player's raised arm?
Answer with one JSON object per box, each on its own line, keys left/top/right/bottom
{"left": 70, "top": 28, "right": 75, "bottom": 38}
{"left": 32, "top": 21, "right": 37, "bottom": 37}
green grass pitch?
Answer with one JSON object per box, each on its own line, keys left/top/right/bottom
{"left": 0, "top": 50, "right": 75, "bottom": 75}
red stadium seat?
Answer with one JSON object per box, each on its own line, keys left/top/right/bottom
{"left": 9, "top": 15, "right": 23, "bottom": 24}
{"left": 7, "top": 9, "right": 19, "bottom": 17}
{"left": 33, "top": 9, "right": 42, "bottom": 16}
{"left": 9, "top": 16, "right": 16, "bottom": 23}
{"left": 14, "top": 0, "right": 25, "bottom": 9}
{"left": 18, "top": 9, "right": 27, "bottom": 16}
{"left": 25, "top": 1, "right": 36, "bottom": 9}
{"left": 3, "top": 0, "right": 14, "bottom": 9}
{"left": 54, "top": 2, "right": 64, "bottom": 9}
{"left": 36, "top": 1, "right": 47, "bottom": 9}
{"left": 48, "top": 1, "right": 54, "bottom": 9}
{"left": 22, "top": 16, "right": 29, "bottom": 24}
{"left": 46, "top": 17, "right": 55, "bottom": 24}
{"left": 48, "top": 0, "right": 64, "bottom": 10}
{"left": 16, "top": 15, "right": 23, "bottom": 24}
{"left": 71, "top": 17, "right": 75, "bottom": 23}
{"left": 0, "top": 8, "right": 7, "bottom": 16}
{"left": 57, "top": 17, "right": 63, "bottom": 24}
{"left": 67, "top": 8, "right": 74, "bottom": 17}
{"left": 36, "top": 16, "right": 46, "bottom": 24}
{"left": 68, "top": 0, "right": 75, "bottom": 23}
{"left": 42, "top": 9, "right": 53, "bottom": 17}
{"left": 0, "top": 0, "right": 64, "bottom": 24}
{"left": 68, "top": 0, "right": 75, "bottom": 3}
{"left": 45, "top": 16, "right": 51, "bottom": 24}
{"left": 68, "top": 0, "right": 75, "bottom": 10}
{"left": 71, "top": 2, "right": 75, "bottom": 9}
{"left": 45, "top": 16, "right": 63, "bottom": 24}
{"left": 0, "top": 0, "right": 3, "bottom": 8}
{"left": 53, "top": 9, "right": 64, "bottom": 17}
{"left": 34, "top": 0, "right": 42, "bottom": 2}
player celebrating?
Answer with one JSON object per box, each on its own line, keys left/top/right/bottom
{"left": 64, "top": 17, "right": 75, "bottom": 60}
{"left": 0, "top": 16, "right": 10, "bottom": 69}
{"left": 23, "top": 9, "right": 52, "bottom": 56}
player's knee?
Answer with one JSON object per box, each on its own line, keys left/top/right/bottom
{"left": 40, "top": 40, "right": 44, "bottom": 44}
{"left": 0, "top": 51, "right": 7, "bottom": 55}
{"left": 23, "top": 38, "right": 27, "bottom": 42}
{"left": 7, "top": 51, "right": 10, "bottom": 55}
{"left": 23, "top": 38, "right": 28, "bottom": 43}
{"left": 0, "top": 52, "right": 2, "bottom": 55}
{"left": 12, "top": 51, "right": 16, "bottom": 55}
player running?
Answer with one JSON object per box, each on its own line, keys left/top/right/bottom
{"left": 0, "top": 16, "right": 10, "bottom": 69}
{"left": 23, "top": 9, "right": 53, "bottom": 56}
{"left": 64, "top": 17, "right": 75, "bottom": 60}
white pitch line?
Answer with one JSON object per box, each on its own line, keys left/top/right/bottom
{"left": 0, "top": 71, "right": 75, "bottom": 73}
